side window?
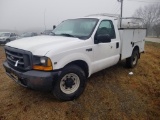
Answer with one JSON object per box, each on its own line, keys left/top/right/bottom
{"left": 96, "top": 20, "right": 116, "bottom": 39}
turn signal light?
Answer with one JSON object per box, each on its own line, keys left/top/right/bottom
{"left": 33, "top": 58, "right": 53, "bottom": 71}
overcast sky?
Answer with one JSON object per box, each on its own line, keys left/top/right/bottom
{"left": 0, "top": 0, "right": 155, "bottom": 34}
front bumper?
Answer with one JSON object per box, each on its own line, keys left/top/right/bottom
{"left": 0, "top": 40, "right": 6, "bottom": 44}
{"left": 3, "top": 61, "right": 61, "bottom": 91}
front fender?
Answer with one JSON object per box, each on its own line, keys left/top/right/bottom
{"left": 51, "top": 52, "right": 92, "bottom": 77}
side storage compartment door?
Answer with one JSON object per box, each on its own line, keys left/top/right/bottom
{"left": 120, "top": 29, "right": 134, "bottom": 60}
{"left": 120, "top": 29, "right": 146, "bottom": 60}
{"left": 132, "top": 29, "right": 146, "bottom": 53}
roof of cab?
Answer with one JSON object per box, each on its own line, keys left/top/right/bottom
{"left": 74, "top": 13, "right": 120, "bottom": 20}
{"left": 83, "top": 16, "right": 117, "bottom": 20}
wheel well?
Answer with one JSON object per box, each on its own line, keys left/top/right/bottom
{"left": 65, "top": 60, "right": 89, "bottom": 78}
{"left": 134, "top": 46, "right": 139, "bottom": 52}
{"left": 6, "top": 39, "right": 10, "bottom": 42}
{"left": 133, "top": 46, "right": 140, "bottom": 58}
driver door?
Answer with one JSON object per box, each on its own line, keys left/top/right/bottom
{"left": 92, "top": 20, "right": 120, "bottom": 73}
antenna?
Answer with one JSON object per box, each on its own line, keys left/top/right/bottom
{"left": 44, "top": 8, "right": 46, "bottom": 31}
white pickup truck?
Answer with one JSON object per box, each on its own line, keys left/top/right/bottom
{"left": 3, "top": 14, "right": 146, "bottom": 101}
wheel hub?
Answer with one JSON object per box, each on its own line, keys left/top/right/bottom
{"left": 64, "top": 78, "right": 75, "bottom": 88}
{"left": 60, "top": 73, "right": 80, "bottom": 94}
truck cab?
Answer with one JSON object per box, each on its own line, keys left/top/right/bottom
{"left": 3, "top": 14, "right": 146, "bottom": 101}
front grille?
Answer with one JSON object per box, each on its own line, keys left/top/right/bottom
{"left": 5, "top": 46, "right": 32, "bottom": 71}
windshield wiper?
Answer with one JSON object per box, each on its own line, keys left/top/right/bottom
{"left": 59, "top": 33, "right": 77, "bottom": 38}
{"left": 54, "top": 33, "right": 83, "bottom": 39}
{"left": 49, "top": 32, "right": 55, "bottom": 36}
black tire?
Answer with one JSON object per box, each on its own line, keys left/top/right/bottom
{"left": 126, "top": 49, "right": 139, "bottom": 68}
{"left": 53, "top": 65, "right": 86, "bottom": 101}
{"left": 6, "top": 39, "right": 10, "bottom": 43}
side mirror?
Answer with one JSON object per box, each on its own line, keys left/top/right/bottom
{"left": 96, "top": 34, "right": 111, "bottom": 43}
{"left": 53, "top": 25, "right": 56, "bottom": 30}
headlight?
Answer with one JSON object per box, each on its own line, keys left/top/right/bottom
{"left": 33, "top": 56, "right": 53, "bottom": 71}
{"left": 40, "top": 57, "right": 46, "bottom": 64}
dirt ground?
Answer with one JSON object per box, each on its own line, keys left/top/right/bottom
{"left": 0, "top": 42, "right": 160, "bottom": 120}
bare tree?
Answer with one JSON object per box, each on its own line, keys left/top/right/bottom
{"left": 153, "top": 23, "right": 160, "bottom": 38}
{"left": 133, "top": 4, "right": 160, "bottom": 37}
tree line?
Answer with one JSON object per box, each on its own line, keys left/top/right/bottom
{"left": 133, "top": 4, "right": 160, "bottom": 38}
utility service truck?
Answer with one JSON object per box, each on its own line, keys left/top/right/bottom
{"left": 3, "top": 14, "right": 146, "bottom": 101}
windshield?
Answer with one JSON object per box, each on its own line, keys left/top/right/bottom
{"left": 1, "top": 33, "right": 10, "bottom": 37}
{"left": 52, "top": 18, "right": 98, "bottom": 39}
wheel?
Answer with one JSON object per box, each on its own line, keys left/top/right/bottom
{"left": 6, "top": 39, "right": 10, "bottom": 43}
{"left": 53, "top": 65, "right": 86, "bottom": 101}
{"left": 126, "top": 49, "right": 139, "bottom": 68}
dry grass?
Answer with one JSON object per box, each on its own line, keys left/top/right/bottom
{"left": 0, "top": 42, "right": 160, "bottom": 120}
{"left": 145, "top": 38, "right": 160, "bottom": 43}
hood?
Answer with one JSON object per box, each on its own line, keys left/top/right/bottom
{"left": 0, "top": 36, "right": 9, "bottom": 39}
{"left": 6, "top": 36, "right": 84, "bottom": 56}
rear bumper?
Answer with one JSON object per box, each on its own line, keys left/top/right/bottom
{"left": 3, "top": 61, "right": 61, "bottom": 91}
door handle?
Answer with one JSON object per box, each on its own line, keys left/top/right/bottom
{"left": 86, "top": 48, "right": 92, "bottom": 52}
{"left": 116, "top": 42, "right": 119, "bottom": 48}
